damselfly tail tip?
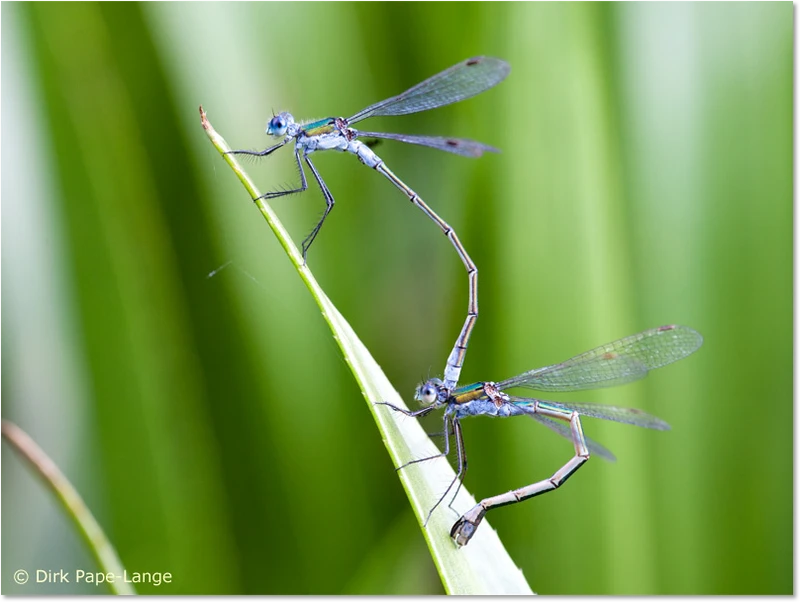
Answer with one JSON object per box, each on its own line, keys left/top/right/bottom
{"left": 449, "top": 517, "right": 476, "bottom": 547}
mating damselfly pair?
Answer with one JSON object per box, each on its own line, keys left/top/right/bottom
{"left": 226, "top": 57, "right": 703, "bottom": 547}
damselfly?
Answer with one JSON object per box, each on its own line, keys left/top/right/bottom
{"left": 228, "top": 57, "right": 510, "bottom": 390}
{"left": 379, "top": 324, "right": 703, "bottom": 546}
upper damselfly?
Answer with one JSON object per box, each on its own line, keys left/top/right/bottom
{"left": 228, "top": 57, "right": 510, "bottom": 390}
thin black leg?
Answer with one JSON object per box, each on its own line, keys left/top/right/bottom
{"left": 300, "top": 155, "right": 335, "bottom": 263}
{"left": 257, "top": 146, "right": 308, "bottom": 201}
{"left": 426, "top": 421, "right": 456, "bottom": 439}
{"left": 421, "top": 418, "right": 467, "bottom": 526}
{"left": 376, "top": 403, "right": 464, "bottom": 525}
{"left": 228, "top": 142, "right": 309, "bottom": 206}
{"left": 446, "top": 419, "right": 467, "bottom": 515}
{"left": 374, "top": 402, "right": 435, "bottom": 419}
{"left": 394, "top": 413, "right": 453, "bottom": 476}
{"left": 226, "top": 139, "right": 288, "bottom": 158}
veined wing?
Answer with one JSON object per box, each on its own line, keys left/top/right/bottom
{"left": 529, "top": 413, "right": 617, "bottom": 462}
{"left": 512, "top": 397, "right": 671, "bottom": 431}
{"left": 347, "top": 57, "right": 510, "bottom": 124}
{"left": 498, "top": 325, "right": 703, "bottom": 393}
{"left": 354, "top": 131, "right": 499, "bottom": 157}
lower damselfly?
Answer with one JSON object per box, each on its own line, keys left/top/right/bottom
{"left": 379, "top": 324, "right": 703, "bottom": 546}
{"left": 228, "top": 57, "right": 510, "bottom": 391}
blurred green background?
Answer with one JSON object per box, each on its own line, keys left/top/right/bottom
{"left": 2, "top": 2, "right": 791, "bottom": 595}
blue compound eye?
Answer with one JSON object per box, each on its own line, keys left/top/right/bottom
{"left": 417, "top": 384, "right": 437, "bottom": 405}
{"left": 267, "top": 114, "right": 290, "bottom": 136}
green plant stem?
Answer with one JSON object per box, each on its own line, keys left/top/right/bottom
{"left": 200, "top": 107, "right": 533, "bottom": 594}
{"left": 3, "top": 420, "right": 135, "bottom": 595}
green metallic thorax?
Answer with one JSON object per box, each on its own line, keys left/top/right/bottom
{"left": 303, "top": 118, "right": 337, "bottom": 137}
{"left": 452, "top": 382, "right": 487, "bottom": 404}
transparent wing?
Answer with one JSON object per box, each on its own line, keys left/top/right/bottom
{"left": 498, "top": 325, "right": 703, "bottom": 393}
{"left": 529, "top": 413, "right": 617, "bottom": 462}
{"left": 512, "top": 397, "right": 671, "bottom": 431}
{"left": 355, "top": 131, "right": 499, "bottom": 157}
{"left": 347, "top": 57, "right": 511, "bottom": 124}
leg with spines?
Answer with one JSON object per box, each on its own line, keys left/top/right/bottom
{"left": 376, "top": 403, "right": 469, "bottom": 526}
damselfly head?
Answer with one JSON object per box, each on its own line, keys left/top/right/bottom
{"left": 415, "top": 378, "right": 444, "bottom": 405}
{"left": 267, "top": 112, "right": 294, "bottom": 137}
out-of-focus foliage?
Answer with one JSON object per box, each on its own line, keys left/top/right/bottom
{"left": 2, "top": 2, "right": 791, "bottom": 595}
